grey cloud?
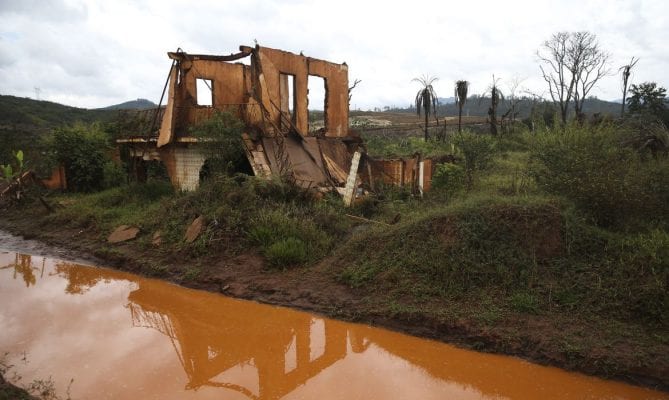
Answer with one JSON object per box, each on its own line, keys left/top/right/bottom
{"left": 0, "top": 0, "right": 87, "bottom": 23}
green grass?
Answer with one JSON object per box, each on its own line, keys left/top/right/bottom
{"left": 19, "top": 123, "right": 669, "bottom": 330}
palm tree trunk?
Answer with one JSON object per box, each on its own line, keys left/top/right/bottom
{"left": 458, "top": 105, "right": 463, "bottom": 133}
{"left": 424, "top": 109, "right": 429, "bottom": 141}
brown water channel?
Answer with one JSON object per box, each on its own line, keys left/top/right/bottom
{"left": 1, "top": 250, "right": 667, "bottom": 400}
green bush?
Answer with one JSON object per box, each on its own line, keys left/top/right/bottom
{"left": 266, "top": 237, "right": 308, "bottom": 267}
{"left": 246, "top": 205, "right": 333, "bottom": 266}
{"left": 190, "top": 110, "right": 246, "bottom": 176}
{"left": 529, "top": 123, "right": 669, "bottom": 228}
{"left": 43, "top": 122, "right": 110, "bottom": 192}
{"left": 613, "top": 229, "right": 669, "bottom": 323}
{"left": 510, "top": 291, "right": 540, "bottom": 314}
{"left": 102, "top": 161, "right": 126, "bottom": 189}
{"left": 431, "top": 163, "right": 465, "bottom": 197}
{"left": 452, "top": 132, "right": 496, "bottom": 187}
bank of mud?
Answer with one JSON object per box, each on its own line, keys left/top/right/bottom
{"left": 0, "top": 212, "right": 667, "bottom": 394}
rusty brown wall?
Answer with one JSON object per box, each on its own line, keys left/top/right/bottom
{"left": 422, "top": 159, "right": 433, "bottom": 192}
{"left": 156, "top": 46, "right": 350, "bottom": 154}
{"left": 367, "top": 157, "right": 434, "bottom": 191}
{"left": 182, "top": 60, "right": 250, "bottom": 128}
{"left": 368, "top": 159, "right": 404, "bottom": 186}
{"left": 41, "top": 165, "right": 67, "bottom": 190}
{"left": 256, "top": 47, "right": 309, "bottom": 135}
{"left": 308, "top": 59, "right": 348, "bottom": 137}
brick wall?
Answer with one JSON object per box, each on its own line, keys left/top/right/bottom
{"left": 158, "top": 146, "right": 206, "bottom": 191}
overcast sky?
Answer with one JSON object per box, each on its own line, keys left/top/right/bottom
{"left": 1, "top": 0, "right": 667, "bottom": 110}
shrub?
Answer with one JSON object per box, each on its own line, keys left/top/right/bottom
{"left": 431, "top": 163, "right": 465, "bottom": 197}
{"left": 190, "top": 110, "right": 246, "bottom": 176}
{"left": 102, "top": 161, "right": 126, "bottom": 189}
{"left": 510, "top": 291, "right": 539, "bottom": 314}
{"left": 247, "top": 206, "right": 333, "bottom": 266}
{"left": 529, "top": 123, "right": 669, "bottom": 228}
{"left": 266, "top": 237, "right": 308, "bottom": 267}
{"left": 44, "top": 123, "right": 110, "bottom": 192}
{"left": 452, "top": 132, "right": 496, "bottom": 187}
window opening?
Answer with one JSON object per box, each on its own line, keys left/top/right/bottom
{"left": 308, "top": 75, "right": 326, "bottom": 132}
{"left": 196, "top": 78, "right": 213, "bottom": 106}
{"left": 279, "top": 73, "right": 296, "bottom": 128}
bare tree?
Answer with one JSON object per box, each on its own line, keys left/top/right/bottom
{"left": 348, "top": 78, "right": 361, "bottom": 106}
{"left": 455, "top": 80, "right": 469, "bottom": 133}
{"left": 619, "top": 57, "right": 639, "bottom": 117}
{"left": 413, "top": 74, "right": 439, "bottom": 141}
{"left": 571, "top": 32, "right": 610, "bottom": 118}
{"left": 504, "top": 77, "right": 525, "bottom": 134}
{"left": 538, "top": 31, "right": 610, "bottom": 125}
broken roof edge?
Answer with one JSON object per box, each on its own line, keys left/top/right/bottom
{"left": 167, "top": 45, "right": 348, "bottom": 70}
{"left": 167, "top": 46, "right": 253, "bottom": 62}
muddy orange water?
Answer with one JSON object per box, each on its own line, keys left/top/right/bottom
{"left": 1, "top": 251, "right": 667, "bottom": 400}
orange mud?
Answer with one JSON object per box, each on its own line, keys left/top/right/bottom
{"left": 1, "top": 251, "right": 666, "bottom": 399}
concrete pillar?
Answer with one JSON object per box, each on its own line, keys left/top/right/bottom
{"left": 159, "top": 146, "right": 206, "bottom": 191}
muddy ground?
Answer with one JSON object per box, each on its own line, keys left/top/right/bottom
{"left": 1, "top": 214, "right": 667, "bottom": 393}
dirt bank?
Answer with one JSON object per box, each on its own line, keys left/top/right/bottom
{"left": 0, "top": 212, "right": 667, "bottom": 393}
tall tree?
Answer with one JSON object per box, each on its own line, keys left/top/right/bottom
{"left": 413, "top": 75, "right": 439, "bottom": 141}
{"left": 538, "top": 31, "right": 610, "bottom": 125}
{"left": 627, "top": 82, "right": 668, "bottom": 119}
{"left": 619, "top": 57, "right": 639, "bottom": 117}
{"left": 454, "top": 80, "right": 469, "bottom": 133}
{"left": 571, "top": 32, "right": 610, "bottom": 118}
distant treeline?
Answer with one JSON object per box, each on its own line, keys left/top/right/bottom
{"left": 382, "top": 96, "right": 622, "bottom": 120}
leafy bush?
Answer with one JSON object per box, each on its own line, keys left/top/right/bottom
{"left": 529, "top": 123, "right": 669, "bottom": 228}
{"left": 431, "top": 163, "right": 465, "bottom": 197}
{"left": 612, "top": 229, "right": 669, "bottom": 323}
{"left": 43, "top": 123, "right": 110, "bottom": 192}
{"left": 247, "top": 206, "right": 331, "bottom": 265}
{"left": 452, "top": 132, "right": 496, "bottom": 187}
{"left": 510, "top": 291, "right": 539, "bottom": 314}
{"left": 190, "top": 110, "right": 246, "bottom": 176}
{"left": 266, "top": 237, "right": 308, "bottom": 267}
{"left": 102, "top": 161, "right": 126, "bottom": 189}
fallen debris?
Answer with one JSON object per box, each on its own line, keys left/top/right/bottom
{"left": 184, "top": 216, "right": 205, "bottom": 243}
{"left": 152, "top": 230, "right": 162, "bottom": 247}
{"left": 108, "top": 225, "right": 140, "bottom": 243}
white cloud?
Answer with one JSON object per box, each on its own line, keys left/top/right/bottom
{"left": 0, "top": 0, "right": 667, "bottom": 109}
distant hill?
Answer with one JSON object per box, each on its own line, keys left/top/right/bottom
{"left": 0, "top": 95, "right": 117, "bottom": 165}
{"left": 0, "top": 95, "right": 116, "bottom": 127}
{"left": 101, "top": 98, "right": 157, "bottom": 110}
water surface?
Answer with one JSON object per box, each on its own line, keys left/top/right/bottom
{"left": 1, "top": 250, "right": 666, "bottom": 399}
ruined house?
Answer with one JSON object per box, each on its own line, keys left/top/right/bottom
{"left": 117, "top": 45, "right": 433, "bottom": 202}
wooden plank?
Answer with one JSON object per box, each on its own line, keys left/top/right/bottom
{"left": 343, "top": 151, "right": 361, "bottom": 207}
{"left": 157, "top": 66, "right": 177, "bottom": 147}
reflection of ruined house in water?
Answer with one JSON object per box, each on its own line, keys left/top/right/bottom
{"left": 116, "top": 45, "right": 434, "bottom": 200}
{"left": 127, "top": 283, "right": 353, "bottom": 399}
{"left": 34, "top": 262, "right": 638, "bottom": 399}
{"left": 0, "top": 254, "right": 41, "bottom": 287}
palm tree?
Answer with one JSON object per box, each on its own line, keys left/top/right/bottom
{"left": 480, "top": 75, "right": 503, "bottom": 135}
{"left": 454, "top": 80, "right": 469, "bottom": 133}
{"left": 619, "top": 57, "right": 639, "bottom": 117}
{"left": 413, "top": 75, "right": 439, "bottom": 141}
